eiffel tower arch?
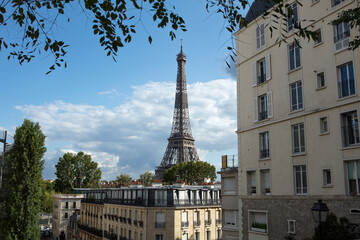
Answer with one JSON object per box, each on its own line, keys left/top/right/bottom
{"left": 155, "top": 47, "right": 200, "bottom": 179}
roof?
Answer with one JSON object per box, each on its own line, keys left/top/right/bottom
{"left": 244, "top": 0, "right": 276, "bottom": 24}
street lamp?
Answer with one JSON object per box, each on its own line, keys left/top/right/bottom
{"left": 311, "top": 199, "right": 329, "bottom": 240}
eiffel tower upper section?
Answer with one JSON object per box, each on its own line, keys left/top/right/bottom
{"left": 155, "top": 47, "right": 200, "bottom": 179}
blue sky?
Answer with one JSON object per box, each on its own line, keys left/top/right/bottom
{"left": 1, "top": 0, "right": 242, "bottom": 180}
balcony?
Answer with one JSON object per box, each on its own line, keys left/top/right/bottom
{"left": 104, "top": 231, "right": 118, "bottom": 240}
{"left": 257, "top": 74, "right": 266, "bottom": 84}
{"left": 78, "top": 224, "right": 103, "bottom": 238}
{"left": 127, "top": 218, "right": 132, "bottom": 225}
{"left": 139, "top": 221, "right": 144, "bottom": 228}
{"left": 260, "top": 149, "right": 269, "bottom": 159}
{"left": 133, "top": 220, "right": 137, "bottom": 226}
{"left": 181, "top": 221, "right": 189, "bottom": 228}
{"left": 173, "top": 199, "right": 221, "bottom": 206}
{"left": 193, "top": 220, "right": 201, "bottom": 227}
{"left": 155, "top": 221, "right": 165, "bottom": 228}
{"left": 205, "top": 219, "right": 212, "bottom": 225}
{"left": 258, "top": 111, "right": 268, "bottom": 121}
{"left": 216, "top": 219, "right": 222, "bottom": 225}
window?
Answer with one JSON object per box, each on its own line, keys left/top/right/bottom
{"left": 156, "top": 234, "right": 164, "bottom": 240}
{"left": 346, "top": 160, "right": 360, "bottom": 195}
{"left": 224, "top": 210, "right": 237, "bottom": 227}
{"left": 155, "top": 212, "right": 165, "bottom": 228}
{"left": 288, "top": 42, "right": 301, "bottom": 70}
{"left": 341, "top": 111, "right": 359, "bottom": 146}
{"left": 206, "top": 230, "right": 211, "bottom": 240}
{"left": 294, "top": 165, "right": 307, "bottom": 195}
{"left": 205, "top": 210, "right": 211, "bottom": 225}
{"left": 317, "top": 72, "right": 326, "bottom": 89}
{"left": 320, "top": 117, "right": 329, "bottom": 134}
{"left": 331, "top": 0, "right": 346, "bottom": 7}
{"left": 194, "top": 211, "right": 200, "bottom": 227}
{"left": 217, "top": 229, "right": 221, "bottom": 240}
{"left": 223, "top": 177, "right": 236, "bottom": 194}
{"left": 247, "top": 171, "right": 256, "bottom": 195}
{"left": 260, "top": 132, "right": 269, "bottom": 159}
{"left": 323, "top": 169, "right": 332, "bottom": 186}
{"left": 252, "top": 54, "right": 271, "bottom": 86}
{"left": 65, "top": 202, "right": 68, "bottom": 209}
{"left": 287, "top": 2, "right": 298, "bottom": 31}
{"left": 334, "top": 22, "right": 350, "bottom": 51}
{"left": 249, "top": 211, "right": 268, "bottom": 233}
{"left": 254, "top": 92, "right": 272, "bottom": 122}
{"left": 155, "top": 190, "right": 167, "bottom": 206}
{"left": 338, "top": 62, "right": 355, "bottom": 98}
{"left": 73, "top": 202, "right": 76, "bottom": 208}
{"left": 256, "top": 22, "right": 265, "bottom": 49}
{"left": 182, "top": 211, "right": 188, "bottom": 228}
{"left": 292, "top": 123, "right": 305, "bottom": 154}
{"left": 314, "top": 29, "right": 322, "bottom": 45}
{"left": 195, "top": 232, "right": 200, "bottom": 240}
{"left": 287, "top": 219, "right": 296, "bottom": 234}
{"left": 312, "top": 0, "right": 319, "bottom": 4}
{"left": 182, "top": 233, "right": 188, "bottom": 240}
{"left": 261, "top": 169, "right": 271, "bottom": 195}
{"left": 65, "top": 212, "right": 68, "bottom": 218}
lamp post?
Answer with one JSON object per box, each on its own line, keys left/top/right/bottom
{"left": 311, "top": 199, "right": 329, "bottom": 240}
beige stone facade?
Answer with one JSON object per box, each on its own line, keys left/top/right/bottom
{"left": 235, "top": 0, "right": 360, "bottom": 239}
{"left": 53, "top": 194, "right": 84, "bottom": 239}
{"left": 78, "top": 185, "right": 221, "bottom": 240}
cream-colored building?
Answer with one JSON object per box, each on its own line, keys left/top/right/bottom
{"left": 53, "top": 194, "right": 84, "bottom": 239}
{"left": 77, "top": 185, "right": 222, "bottom": 240}
{"left": 235, "top": 0, "right": 360, "bottom": 239}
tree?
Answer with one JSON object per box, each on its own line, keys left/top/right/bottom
{"left": 0, "top": 119, "right": 46, "bottom": 240}
{"left": 163, "top": 161, "right": 216, "bottom": 185}
{"left": 1, "top": 0, "right": 357, "bottom": 73}
{"left": 54, "top": 151, "right": 102, "bottom": 193}
{"left": 312, "top": 212, "right": 356, "bottom": 240}
{"left": 139, "top": 171, "right": 154, "bottom": 186}
{"left": 115, "top": 173, "right": 132, "bottom": 185}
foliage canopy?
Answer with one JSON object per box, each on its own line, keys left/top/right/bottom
{"left": 54, "top": 151, "right": 102, "bottom": 193}
{"left": 115, "top": 173, "right": 132, "bottom": 185}
{"left": 139, "top": 171, "right": 154, "bottom": 186}
{"left": 1, "top": 0, "right": 358, "bottom": 73}
{"left": 0, "top": 119, "right": 46, "bottom": 240}
{"left": 163, "top": 161, "right": 216, "bottom": 185}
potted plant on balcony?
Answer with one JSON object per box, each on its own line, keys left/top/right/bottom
{"left": 173, "top": 179, "right": 184, "bottom": 187}
{"left": 251, "top": 187, "right": 256, "bottom": 195}
{"left": 151, "top": 179, "right": 163, "bottom": 187}
{"left": 251, "top": 221, "right": 267, "bottom": 233}
{"left": 265, "top": 188, "right": 271, "bottom": 195}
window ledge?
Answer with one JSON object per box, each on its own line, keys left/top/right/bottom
{"left": 319, "top": 131, "right": 330, "bottom": 136}
{"left": 222, "top": 192, "right": 237, "bottom": 196}
{"left": 323, "top": 184, "right": 333, "bottom": 188}
{"left": 259, "top": 157, "right": 270, "bottom": 161}
{"left": 338, "top": 94, "right": 357, "bottom": 101}
{"left": 292, "top": 152, "right": 307, "bottom": 157}
{"left": 341, "top": 144, "right": 360, "bottom": 150}
{"left": 314, "top": 41, "right": 323, "bottom": 48}
{"left": 288, "top": 66, "right": 302, "bottom": 74}
{"left": 311, "top": 0, "right": 319, "bottom": 6}
{"left": 254, "top": 80, "right": 269, "bottom": 88}
{"left": 334, "top": 44, "right": 350, "bottom": 54}
{"left": 290, "top": 108, "right": 304, "bottom": 114}
{"left": 316, "top": 86, "right": 327, "bottom": 91}
{"left": 249, "top": 230, "right": 268, "bottom": 235}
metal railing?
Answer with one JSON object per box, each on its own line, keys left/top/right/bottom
{"left": 334, "top": 30, "right": 350, "bottom": 42}
{"left": 258, "top": 111, "right": 268, "bottom": 121}
{"left": 338, "top": 78, "right": 355, "bottom": 98}
{"left": 257, "top": 75, "right": 266, "bottom": 84}
{"left": 193, "top": 220, "right": 201, "bottom": 227}
{"left": 205, "top": 219, "right": 212, "bottom": 225}
{"left": 173, "top": 199, "right": 221, "bottom": 206}
{"left": 155, "top": 222, "right": 165, "bottom": 228}
{"left": 78, "top": 224, "right": 103, "bottom": 238}
{"left": 181, "top": 221, "right": 189, "bottom": 228}
{"left": 260, "top": 149, "right": 269, "bottom": 159}
{"left": 342, "top": 124, "right": 360, "bottom": 146}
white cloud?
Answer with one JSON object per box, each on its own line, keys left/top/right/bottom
{"left": 16, "top": 79, "right": 237, "bottom": 180}
{"left": 98, "top": 89, "right": 119, "bottom": 96}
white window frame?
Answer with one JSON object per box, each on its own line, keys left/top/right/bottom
{"left": 288, "top": 42, "right": 301, "bottom": 71}
{"left": 333, "top": 22, "right": 350, "bottom": 51}
{"left": 256, "top": 22, "right": 266, "bottom": 49}
{"left": 294, "top": 165, "right": 307, "bottom": 195}
{"left": 292, "top": 123, "right": 305, "bottom": 154}
{"left": 247, "top": 170, "right": 256, "bottom": 195}
{"left": 287, "top": 2, "right": 298, "bottom": 32}
{"left": 331, "top": 0, "right": 346, "bottom": 7}
{"left": 254, "top": 92, "right": 272, "bottom": 122}
{"left": 252, "top": 54, "right": 271, "bottom": 86}
{"left": 259, "top": 131, "right": 270, "bottom": 159}
{"left": 314, "top": 28, "right": 323, "bottom": 46}
{"left": 319, "top": 116, "right": 329, "bottom": 135}
{"left": 316, "top": 71, "right": 326, "bottom": 89}
{"left": 290, "top": 81, "right": 303, "bottom": 111}
{"left": 341, "top": 110, "right": 359, "bottom": 147}
{"left": 346, "top": 160, "right": 360, "bottom": 195}
{"left": 223, "top": 177, "right": 236, "bottom": 194}
{"left": 322, "top": 168, "right": 332, "bottom": 187}
{"left": 287, "top": 219, "right": 296, "bottom": 234}
{"left": 260, "top": 169, "right": 271, "bottom": 195}
{"left": 338, "top": 62, "right": 355, "bottom": 98}
{"left": 248, "top": 210, "right": 268, "bottom": 234}
{"left": 224, "top": 210, "right": 237, "bottom": 228}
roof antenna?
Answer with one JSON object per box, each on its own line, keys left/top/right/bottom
{"left": 181, "top": 39, "right": 183, "bottom": 52}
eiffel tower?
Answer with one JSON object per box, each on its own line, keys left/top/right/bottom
{"left": 155, "top": 46, "right": 200, "bottom": 179}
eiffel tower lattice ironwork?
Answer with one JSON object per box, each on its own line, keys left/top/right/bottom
{"left": 155, "top": 47, "right": 200, "bottom": 179}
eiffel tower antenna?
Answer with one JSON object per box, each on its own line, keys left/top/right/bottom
{"left": 155, "top": 46, "right": 200, "bottom": 179}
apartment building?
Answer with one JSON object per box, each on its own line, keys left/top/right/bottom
{"left": 77, "top": 184, "right": 222, "bottom": 240}
{"left": 235, "top": 0, "right": 360, "bottom": 239}
{"left": 53, "top": 194, "right": 84, "bottom": 239}
{"left": 218, "top": 155, "right": 239, "bottom": 240}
